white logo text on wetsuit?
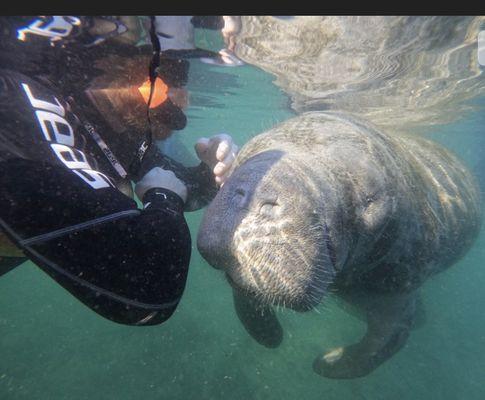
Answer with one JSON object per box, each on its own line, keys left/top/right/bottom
{"left": 17, "top": 17, "right": 81, "bottom": 42}
{"left": 22, "top": 83, "right": 114, "bottom": 189}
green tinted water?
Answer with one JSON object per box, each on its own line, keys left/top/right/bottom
{"left": 1, "top": 30, "right": 485, "bottom": 400}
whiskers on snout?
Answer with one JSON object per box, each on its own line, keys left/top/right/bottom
{"left": 230, "top": 214, "right": 336, "bottom": 312}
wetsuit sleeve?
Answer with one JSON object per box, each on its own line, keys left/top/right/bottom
{"left": 135, "top": 144, "right": 218, "bottom": 212}
{"left": 0, "top": 158, "right": 191, "bottom": 326}
{"left": 0, "top": 70, "right": 191, "bottom": 326}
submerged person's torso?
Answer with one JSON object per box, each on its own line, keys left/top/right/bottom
{"left": 0, "top": 16, "right": 158, "bottom": 185}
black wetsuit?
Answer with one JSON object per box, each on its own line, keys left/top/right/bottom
{"left": 0, "top": 16, "right": 219, "bottom": 325}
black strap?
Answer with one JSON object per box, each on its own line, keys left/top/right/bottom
{"left": 129, "top": 16, "right": 162, "bottom": 177}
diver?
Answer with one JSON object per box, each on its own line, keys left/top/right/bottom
{"left": 0, "top": 16, "right": 239, "bottom": 326}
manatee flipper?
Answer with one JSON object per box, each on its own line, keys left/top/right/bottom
{"left": 313, "top": 292, "right": 417, "bottom": 379}
{"left": 232, "top": 288, "right": 283, "bottom": 348}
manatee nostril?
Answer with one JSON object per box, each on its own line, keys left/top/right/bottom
{"left": 233, "top": 187, "right": 250, "bottom": 208}
{"left": 259, "top": 200, "right": 279, "bottom": 217}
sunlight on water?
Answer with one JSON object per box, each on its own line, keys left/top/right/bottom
{"left": 234, "top": 16, "right": 485, "bottom": 133}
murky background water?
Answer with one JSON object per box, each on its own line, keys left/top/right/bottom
{"left": 1, "top": 16, "right": 484, "bottom": 400}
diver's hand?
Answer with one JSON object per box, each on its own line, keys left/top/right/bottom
{"left": 199, "top": 16, "right": 244, "bottom": 67}
{"left": 195, "top": 133, "right": 239, "bottom": 186}
{"left": 135, "top": 167, "right": 188, "bottom": 203}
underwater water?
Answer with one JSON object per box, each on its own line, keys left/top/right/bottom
{"left": 1, "top": 17, "right": 485, "bottom": 400}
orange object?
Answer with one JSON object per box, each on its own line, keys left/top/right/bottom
{"left": 138, "top": 77, "right": 169, "bottom": 108}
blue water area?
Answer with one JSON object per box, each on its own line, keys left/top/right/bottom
{"left": 1, "top": 32, "right": 485, "bottom": 400}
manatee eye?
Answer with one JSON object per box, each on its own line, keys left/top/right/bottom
{"left": 233, "top": 188, "right": 248, "bottom": 208}
{"left": 365, "top": 191, "right": 380, "bottom": 205}
{"left": 259, "top": 201, "right": 278, "bottom": 216}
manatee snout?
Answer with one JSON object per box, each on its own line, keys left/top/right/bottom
{"left": 197, "top": 206, "right": 237, "bottom": 271}
{"left": 198, "top": 172, "right": 259, "bottom": 270}
{"left": 197, "top": 151, "right": 334, "bottom": 311}
{"left": 199, "top": 165, "right": 264, "bottom": 270}
{"left": 198, "top": 152, "right": 282, "bottom": 269}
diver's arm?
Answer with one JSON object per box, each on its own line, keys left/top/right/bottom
{"left": 184, "top": 161, "right": 219, "bottom": 211}
{"left": 0, "top": 157, "right": 191, "bottom": 325}
{"left": 135, "top": 134, "right": 238, "bottom": 212}
{"left": 134, "top": 145, "right": 217, "bottom": 212}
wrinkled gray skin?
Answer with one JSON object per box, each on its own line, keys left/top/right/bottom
{"left": 197, "top": 112, "right": 481, "bottom": 379}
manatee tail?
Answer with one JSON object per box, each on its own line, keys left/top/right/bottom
{"left": 232, "top": 289, "right": 283, "bottom": 348}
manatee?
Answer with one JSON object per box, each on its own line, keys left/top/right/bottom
{"left": 197, "top": 112, "right": 481, "bottom": 379}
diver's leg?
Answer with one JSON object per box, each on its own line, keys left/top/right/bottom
{"left": 313, "top": 292, "right": 416, "bottom": 379}
{"left": 232, "top": 288, "right": 283, "bottom": 348}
